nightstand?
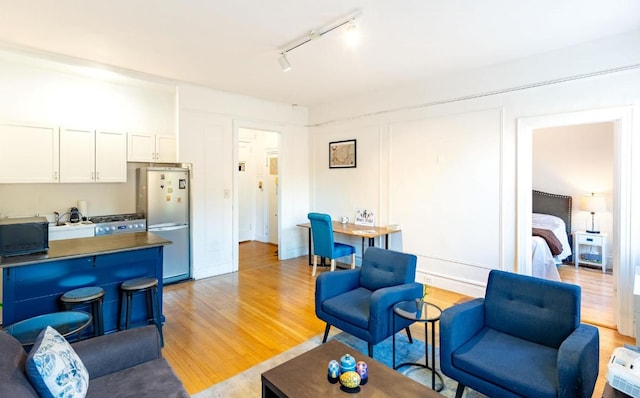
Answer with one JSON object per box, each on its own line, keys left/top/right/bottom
{"left": 573, "top": 231, "right": 607, "bottom": 273}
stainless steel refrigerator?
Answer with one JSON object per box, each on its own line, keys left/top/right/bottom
{"left": 136, "top": 166, "right": 191, "bottom": 284}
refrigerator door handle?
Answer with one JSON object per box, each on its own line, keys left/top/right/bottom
{"left": 149, "top": 225, "right": 188, "bottom": 232}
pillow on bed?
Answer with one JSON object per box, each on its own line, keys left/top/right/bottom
{"left": 532, "top": 213, "right": 566, "bottom": 230}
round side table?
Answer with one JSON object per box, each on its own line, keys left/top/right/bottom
{"left": 393, "top": 300, "right": 444, "bottom": 391}
{"left": 4, "top": 311, "right": 93, "bottom": 348}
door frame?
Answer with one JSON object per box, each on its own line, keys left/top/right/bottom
{"left": 233, "top": 121, "right": 282, "bottom": 272}
{"left": 516, "top": 106, "right": 635, "bottom": 335}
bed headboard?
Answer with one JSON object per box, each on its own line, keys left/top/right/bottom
{"left": 532, "top": 190, "right": 572, "bottom": 235}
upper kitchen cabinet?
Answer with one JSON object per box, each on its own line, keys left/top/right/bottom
{"left": 60, "top": 128, "right": 127, "bottom": 183}
{"left": 128, "top": 132, "right": 176, "bottom": 162}
{"left": 0, "top": 122, "right": 60, "bottom": 183}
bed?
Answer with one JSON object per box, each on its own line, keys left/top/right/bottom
{"left": 531, "top": 190, "right": 573, "bottom": 281}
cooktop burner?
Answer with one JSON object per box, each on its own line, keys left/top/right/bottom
{"left": 89, "top": 213, "right": 145, "bottom": 224}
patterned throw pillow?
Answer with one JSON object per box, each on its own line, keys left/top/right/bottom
{"left": 25, "top": 326, "right": 89, "bottom": 398}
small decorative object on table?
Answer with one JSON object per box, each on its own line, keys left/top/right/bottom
{"left": 414, "top": 283, "right": 429, "bottom": 317}
{"left": 339, "top": 371, "right": 361, "bottom": 389}
{"left": 340, "top": 353, "right": 356, "bottom": 374}
{"left": 328, "top": 359, "right": 340, "bottom": 382}
{"left": 356, "top": 360, "right": 368, "bottom": 384}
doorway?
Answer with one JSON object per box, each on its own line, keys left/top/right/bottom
{"left": 237, "top": 128, "right": 280, "bottom": 267}
{"left": 532, "top": 122, "right": 615, "bottom": 327}
{"left": 517, "top": 106, "right": 634, "bottom": 336}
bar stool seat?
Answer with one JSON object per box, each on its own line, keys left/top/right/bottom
{"left": 60, "top": 286, "right": 105, "bottom": 337}
{"left": 119, "top": 276, "right": 163, "bottom": 346}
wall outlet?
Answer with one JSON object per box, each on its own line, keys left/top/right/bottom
{"left": 424, "top": 276, "right": 433, "bottom": 285}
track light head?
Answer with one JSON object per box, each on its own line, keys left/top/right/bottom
{"left": 278, "top": 53, "right": 292, "bottom": 72}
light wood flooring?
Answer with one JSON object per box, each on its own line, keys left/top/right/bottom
{"left": 162, "top": 241, "right": 632, "bottom": 396}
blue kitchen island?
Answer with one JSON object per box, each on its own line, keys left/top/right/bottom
{"left": 1, "top": 232, "right": 171, "bottom": 335}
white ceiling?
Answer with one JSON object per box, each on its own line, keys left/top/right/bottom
{"left": 0, "top": 0, "right": 638, "bottom": 106}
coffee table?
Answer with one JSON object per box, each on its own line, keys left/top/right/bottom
{"left": 4, "top": 311, "right": 92, "bottom": 347}
{"left": 261, "top": 339, "right": 443, "bottom": 397}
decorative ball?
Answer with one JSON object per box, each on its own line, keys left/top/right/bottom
{"left": 339, "top": 371, "right": 361, "bottom": 389}
{"left": 328, "top": 360, "right": 340, "bottom": 379}
{"left": 356, "top": 360, "right": 368, "bottom": 380}
{"left": 339, "top": 353, "right": 356, "bottom": 374}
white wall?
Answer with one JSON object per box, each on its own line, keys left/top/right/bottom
{"left": 533, "top": 122, "right": 614, "bottom": 265}
{"left": 177, "top": 84, "right": 309, "bottom": 280}
{"left": 0, "top": 50, "right": 176, "bottom": 219}
{"left": 307, "top": 30, "right": 640, "bottom": 304}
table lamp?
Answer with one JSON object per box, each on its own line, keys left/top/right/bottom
{"left": 580, "top": 193, "right": 606, "bottom": 234}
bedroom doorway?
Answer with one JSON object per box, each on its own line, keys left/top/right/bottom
{"left": 516, "top": 106, "right": 634, "bottom": 336}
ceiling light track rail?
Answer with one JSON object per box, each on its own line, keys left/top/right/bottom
{"left": 278, "top": 9, "right": 362, "bottom": 72}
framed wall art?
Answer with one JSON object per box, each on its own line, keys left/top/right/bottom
{"left": 329, "top": 139, "right": 356, "bottom": 169}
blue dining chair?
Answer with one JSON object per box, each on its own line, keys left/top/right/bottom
{"left": 308, "top": 213, "right": 356, "bottom": 276}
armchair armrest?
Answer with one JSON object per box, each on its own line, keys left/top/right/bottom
{"left": 72, "top": 325, "right": 163, "bottom": 379}
{"left": 557, "top": 323, "right": 599, "bottom": 398}
{"left": 315, "top": 269, "right": 361, "bottom": 304}
{"left": 439, "top": 298, "right": 485, "bottom": 372}
{"left": 369, "top": 282, "right": 423, "bottom": 341}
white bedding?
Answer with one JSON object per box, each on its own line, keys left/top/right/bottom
{"left": 531, "top": 213, "right": 572, "bottom": 282}
{"left": 532, "top": 236, "right": 561, "bottom": 281}
{"left": 532, "top": 213, "right": 572, "bottom": 261}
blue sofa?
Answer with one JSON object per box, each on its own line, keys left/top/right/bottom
{"left": 440, "top": 269, "right": 599, "bottom": 398}
{"left": 315, "top": 247, "right": 423, "bottom": 357}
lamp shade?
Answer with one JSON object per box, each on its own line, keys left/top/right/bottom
{"left": 580, "top": 193, "right": 606, "bottom": 213}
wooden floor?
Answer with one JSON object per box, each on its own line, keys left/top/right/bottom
{"left": 558, "top": 264, "right": 616, "bottom": 328}
{"left": 162, "top": 241, "right": 633, "bottom": 396}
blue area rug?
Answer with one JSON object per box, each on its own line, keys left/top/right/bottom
{"left": 192, "top": 331, "right": 486, "bottom": 397}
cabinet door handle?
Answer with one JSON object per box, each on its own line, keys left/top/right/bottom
{"left": 96, "top": 172, "right": 100, "bottom": 180}
{"left": 54, "top": 171, "right": 58, "bottom": 181}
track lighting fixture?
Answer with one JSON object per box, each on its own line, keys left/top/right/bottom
{"left": 278, "top": 53, "right": 292, "bottom": 72}
{"left": 277, "top": 9, "right": 363, "bottom": 72}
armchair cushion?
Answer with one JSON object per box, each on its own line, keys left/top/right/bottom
{"left": 360, "top": 247, "right": 416, "bottom": 291}
{"left": 484, "top": 270, "right": 580, "bottom": 348}
{"left": 322, "top": 287, "right": 372, "bottom": 329}
{"left": 453, "top": 328, "right": 559, "bottom": 397}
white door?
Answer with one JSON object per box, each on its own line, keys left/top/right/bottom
{"left": 238, "top": 142, "right": 255, "bottom": 242}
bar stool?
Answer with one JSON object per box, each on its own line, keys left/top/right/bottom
{"left": 60, "top": 286, "right": 105, "bottom": 337}
{"left": 119, "top": 276, "right": 163, "bottom": 346}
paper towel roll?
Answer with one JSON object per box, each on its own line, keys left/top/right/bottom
{"left": 77, "top": 200, "right": 88, "bottom": 218}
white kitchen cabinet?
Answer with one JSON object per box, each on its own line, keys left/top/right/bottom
{"left": 0, "top": 122, "right": 59, "bottom": 183}
{"left": 95, "top": 130, "right": 127, "bottom": 182}
{"left": 128, "top": 132, "right": 176, "bottom": 162}
{"left": 60, "top": 128, "right": 127, "bottom": 183}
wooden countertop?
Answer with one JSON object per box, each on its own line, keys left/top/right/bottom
{"left": 0, "top": 232, "right": 172, "bottom": 268}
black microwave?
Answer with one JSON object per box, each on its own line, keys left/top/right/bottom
{"left": 0, "top": 216, "right": 49, "bottom": 257}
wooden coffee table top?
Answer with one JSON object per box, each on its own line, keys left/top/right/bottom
{"left": 261, "top": 339, "right": 442, "bottom": 397}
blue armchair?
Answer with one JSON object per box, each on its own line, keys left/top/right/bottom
{"left": 440, "top": 270, "right": 599, "bottom": 398}
{"left": 308, "top": 212, "right": 355, "bottom": 276}
{"left": 315, "top": 247, "right": 423, "bottom": 357}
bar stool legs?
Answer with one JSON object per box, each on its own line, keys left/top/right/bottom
{"left": 60, "top": 286, "right": 105, "bottom": 337}
{"left": 119, "top": 276, "right": 164, "bottom": 346}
